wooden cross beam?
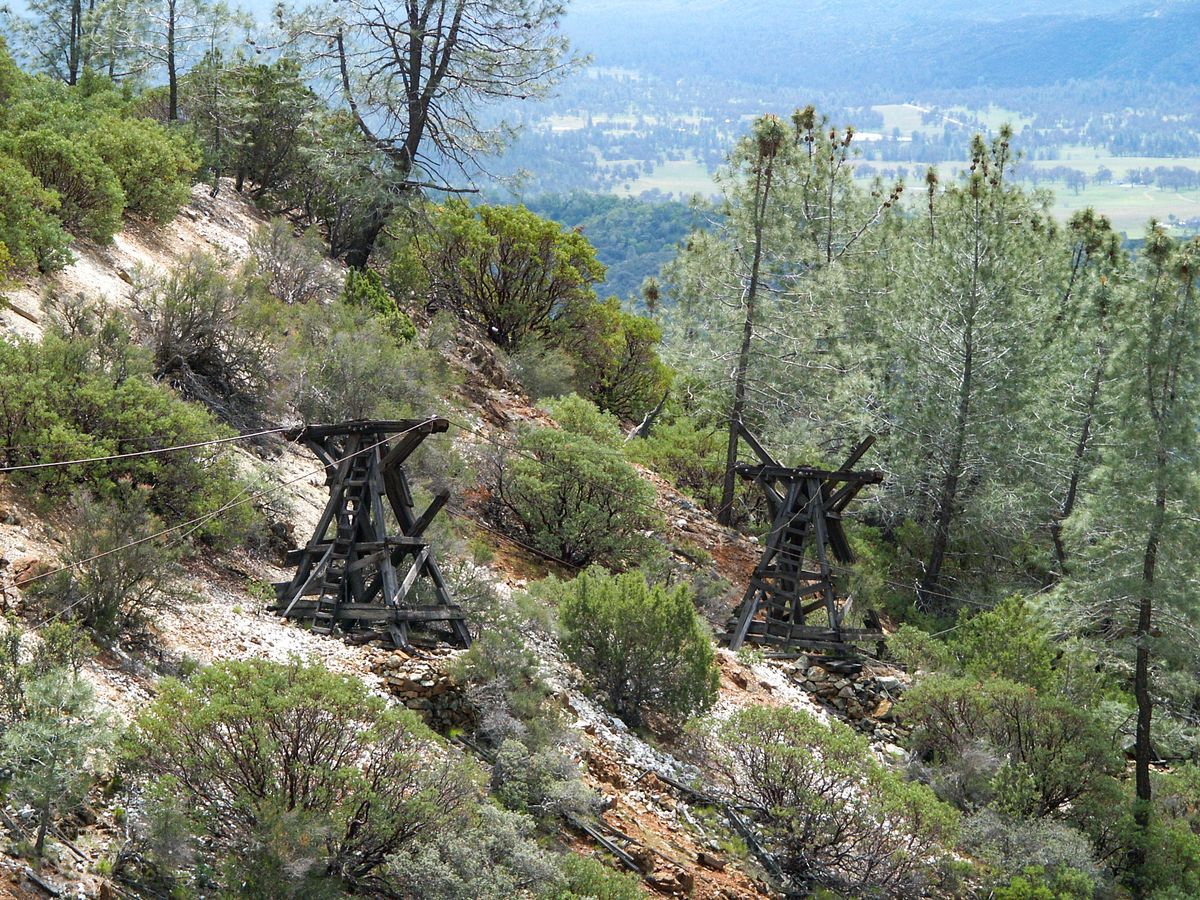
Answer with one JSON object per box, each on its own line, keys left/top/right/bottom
{"left": 272, "top": 418, "right": 471, "bottom": 650}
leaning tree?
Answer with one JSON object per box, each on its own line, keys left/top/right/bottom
{"left": 282, "top": 0, "right": 582, "bottom": 266}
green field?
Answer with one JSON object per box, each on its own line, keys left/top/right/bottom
{"left": 611, "top": 157, "right": 715, "bottom": 198}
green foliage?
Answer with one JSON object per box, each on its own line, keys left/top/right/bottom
{"left": 624, "top": 411, "right": 725, "bottom": 511}
{"left": 952, "top": 596, "right": 1060, "bottom": 691}
{"left": 390, "top": 804, "right": 564, "bottom": 899}
{"left": 0, "top": 305, "right": 258, "bottom": 544}
{"left": 993, "top": 865, "right": 1096, "bottom": 900}
{"left": 125, "top": 658, "right": 484, "bottom": 895}
{"left": 134, "top": 253, "right": 277, "bottom": 416}
{"left": 700, "top": 704, "right": 958, "bottom": 895}
{"left": 542, "top": 393, "right": 624, "bottom": 447}
{"left": 180, "top": 57, "right": 314, "bottom": 197}
{"left": 28, "top": 491, "right": 182, "bottom": 642}
{"left": 0, "top": 152, "right": 72, "bottom": 271}
{"left": 1, "top": 127, "right": 125, "bottom": 241}
{"left": 87, "top": 115, "right": 198, "bottom": 222}
{"left": 2, "top": 670, "right": 111, "bottom": 857}
{"left": 282, "top": 297, "right": 454, "bottom": 422}
{"left": 507, "top": 337, "right": 580, "bottom": 402}
{"left": 427, "top": 199, "right": 605, "bottom": 350}
{"left": 552, "top": 855, "right": 644, "bottom": 900}
{"left": 902, "top": 675, "right": 1120, "bottom": 817}
{"left": 489, "top": 401, "right": 658, "bottom": 567}
{"left": 886, "top": 624, "right": 954, "bottom": 672}
{"left": 558, "top": 569, "right": 718, "bottom": 730}
{"left": 560, "top": 296, "right": 672, "bottom": 419}
{"left": 342, "top": 268, "right": 416, "bottom": 342}
{"left": 961, "top": 810, "right": 1100, "bottom": 898}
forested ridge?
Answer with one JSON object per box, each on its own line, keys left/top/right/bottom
{"left": 1, "top": 1, "right": 1200, "bottom": 899}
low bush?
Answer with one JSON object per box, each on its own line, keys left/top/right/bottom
{"left": 125, "top": 658, "right": 483, "bottom": 896}
{"left": 507, "top": 337, "right": 580, "bottom": 402}
{"left": 697, "top": 704, "right": 957, "bottom": 896}
{"left": 561, "top": 296, "right": 672, "bottom": 420}
{"left": 283, "top": 298, "right": 454, "bottom": 422}
{"left": 391, "top": 804, "right": 564, "bottom": 899}
{"left": 2, "top": 127, "right": 125, "bottom": 242}
{"left": 488, "top": 399, "right": 658, "bottom": 567}
{"left": 27, "top": 491, "right": 182, "bottom": 642}
{"left": 960, "top": 809, "right": 1100, "bottom": 897}
{"left": 343, "top": 267, "right": 416, "bottom": 342}
{"left": 0, "top": 152, "right": 72, "bottom": 271}
{"left": 133, "top": 253, "right": 277, "bottom": 418}
{"left": 558, "top": 569, "right": 719, "bottom": 730}
{"left": 624, "top": 412, "right": 726, "bottom": 510}
{"left": 87, "top": 115, "right": 198, "bottom": 223}
{"left": 247, "top": 219, "right": 340, "bottom": 305}
{"left": 0, "top": 307, "right": 258, "bottom": 545}
{"left": 902, "top": 675, "right": 1121, "bottom": 818}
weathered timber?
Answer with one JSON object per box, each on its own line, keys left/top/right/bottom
{"left": 272, "top": 418, "right": 471, "bottom": 649}
{"left": 726, "top": 424, "right": 882, "bottom": 655}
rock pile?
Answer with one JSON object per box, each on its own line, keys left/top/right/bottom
{"left": 369, "top": 649, "right": 475, "bottom": 733}
{"left": 786, "top": 659, "right": 910, "bottom": 742}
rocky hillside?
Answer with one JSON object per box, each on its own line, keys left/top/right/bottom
{"left": 0, "top": 185, "right": 912, "bottom": 900}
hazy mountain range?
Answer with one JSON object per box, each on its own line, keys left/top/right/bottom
{"left": 564, "top": 0, "right": 1200, "bottom": 92}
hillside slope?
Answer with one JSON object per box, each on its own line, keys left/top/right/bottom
{"left": 0, "top": 189, "right": 909, "bottom": 899}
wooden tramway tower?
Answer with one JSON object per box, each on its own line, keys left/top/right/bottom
{"left": 725, "top": 424, "right": 884, "bottom": 656}
{"left": 272, "top": 418, "right": 471, "bottom": 650}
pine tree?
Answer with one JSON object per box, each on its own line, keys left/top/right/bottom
{"left": 1064, "top": 229, "right": 1200, "bottom": 893}
{"left": 878, "top": 129, "right": 1059, "bottom": 612}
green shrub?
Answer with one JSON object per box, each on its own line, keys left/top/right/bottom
{"left": 553, "top": 855, "right": 644, "bottom": 900}
{"left": 27, "top": 491, "right": 182, "bottom": 642}
{"left": 133, "top": 252, "right": 277, "bottom": 416}
{"left": 0, "top": 309, "right": 258, "bottom": 545}
{"left": 87, "top": 115, "right": 197, "bottom": 223}
{"left": 390, "top": 804, "right": 564, "bottom": 899}
{"left": 624, "top": 412, "right": 726, "bottom": 510}
{"left": 507, "top": 337, "right": 579, "bottom": 401}
{"left": 0, "top": 153, "right": 72, "bottom": 271}
{"left": 558, "top": 569, "right": 719, "bottom": 730}
{"left": 426, "top": 200, "right": 604, "bottom": 350}
{"left": 961, "top": 810, "right": 1100, "bottom": 898}
{"left": 283, "top": 298, "right": 453, "bottom": 422}
{"left": 699, "top": 704, "right": 958, "bottom": 895}
{"left": 951, "top": 596, "right": 1060, "bottom": 691}
{"left": 542, "top": 393, "right": 624, "bottom": 447}
{"left": 489, "top": 407, "right": 658, "bottom": 567}
{"left": 993, "top": 865, "right": 1096, "bottom": 900}
{"left": 886, "top": 623, "right": 955, "bottom": 672}
{"left": 902, "top": 675, "right": 1121, "bottom": 817}
{"left": 247, "top": 218, "right": 340, "bottom": 305}
{"left": 561, "top": 296, "right": 672, "bottom": 419}
{"left": 342, "top": 267, "right": 416, "bottom": 342}
{"left": 2, "top": 127, "right": 125, "bottom": 242}
{"left": 125, "top": 658, "right": 484, "bottom": 895}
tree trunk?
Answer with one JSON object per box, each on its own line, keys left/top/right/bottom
{"left": 919, "top": 192, "right": 981, "bottom": 611}
{"left": 1050, "top": 358, "right": 1104, "bottom": 575}
{"left": 34, "top": 808, "right": 48, "bottom": 861}
{"left": 167, "top": 0, "right": 178, "bottom": 121}
{"left": 1132, "top": 474, "right": 1166, "bottom": 894}
{"left": 67, "top": 0, "right": 82, "bottom": 85}
{"left": 719, "top": 160, "right": 774, "bottom": 526}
